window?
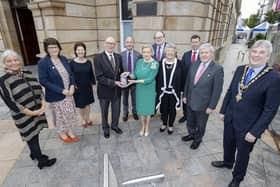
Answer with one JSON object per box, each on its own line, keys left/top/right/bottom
{"left": 122, "top": 0, "right": 133, "bottom": 20}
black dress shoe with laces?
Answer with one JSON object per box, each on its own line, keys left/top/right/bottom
{"left": 181, "top": 135, "right": 194, "bottom": 142}
{"left": 211, "top": 161, "right": 233, "bottom": 169}
{"left": 228, "top": 179, "right": 240, "bottom": 187}
{"left": 190, "top": 141, "right": 201, "bottom": 149}
{"left": 112, "top": 127, "right": 123, "bottom": 134}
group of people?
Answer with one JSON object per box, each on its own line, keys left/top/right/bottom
{"left": 0, "top": 32, "right": 280, "bottom": 187}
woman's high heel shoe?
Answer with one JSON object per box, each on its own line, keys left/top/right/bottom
{"left": 38, "top": 158, "right": 56, "bottom": 169}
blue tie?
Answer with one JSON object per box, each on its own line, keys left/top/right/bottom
{"left": 244, "top": 68, "right": 254, "bottom": 85}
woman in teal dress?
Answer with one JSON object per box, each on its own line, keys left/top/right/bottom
{"left": 128, "top": 44, "right": 159, "bottom": 136}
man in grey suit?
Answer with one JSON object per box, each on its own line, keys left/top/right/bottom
{"left": 121, "top": 36, "right": 141, "bottom": 121}
{"left": 182, "top": 43, "right": 224, "bottom": 149}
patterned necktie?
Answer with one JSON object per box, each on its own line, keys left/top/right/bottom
{"left": 191, "top": 51, "right": 196, "bottom": 62}
{"left": 109, "top": 54, "right": 115, "bottom": 69}
{"left": 194, "top": 63, "right": 207, "bottom": 85}
{"left": 128, "top": 51, "right": 132, "bottom": 72}
{"left": 157, "top": 46, "right": 161, "bottom": 61}
{"left": 244, "top": 68, "right": 254, "bottom": 85}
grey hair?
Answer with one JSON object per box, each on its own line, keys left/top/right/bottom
{"left": 164, "top": 43, "right": 177, "bottom": 54}
{"left": 0, "top": 49, "right": 23, "bottom": 69}
{"left": 199, "top": 43, "right": 215, "bottom": 53}
{"left": 251, "top": 40, "right": 273, "bottom": 57}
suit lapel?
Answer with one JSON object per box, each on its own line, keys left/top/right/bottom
{"left": 191, "top": 61, "right": 201, "bottom": 86}
{"left": 122, "top": 51, "right": 128, "bottom": 71}
{"left": 194, "top": 61, "right": 215, "bottom": 85}
{"left": 102, "top": 52, "right": 115, "bottom": 73}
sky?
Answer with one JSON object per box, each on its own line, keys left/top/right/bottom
{"left": 241, "top": 0, "right": 260, "bottom": 18}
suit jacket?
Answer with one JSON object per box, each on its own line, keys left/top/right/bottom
{"left": 181, "top": 50, "right": 200, "bottom": 75}
{"left": 121, "top": 49, "right": 141, "bottom": 72}
{"left": 38, "top": 55, "right": 75, "bottom": 102}
{"left": 94, "top": 51, "right": 123, "bottom": 99}
{"left": 220, "top": 65, "right": 280, "bottom": 138}
{"left": 152, "top": 42, "right": 167, "bottom": 62}
{"left": 184, "top": 60, "right": 224, "bottom": 111}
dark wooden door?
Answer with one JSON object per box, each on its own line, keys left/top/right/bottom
{"left": 14, "top": 7, "right": 40, "bottom": 65}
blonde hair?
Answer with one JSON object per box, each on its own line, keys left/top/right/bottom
{"left": 0, "top": 49, "right": 23, "bottom": 70}
{"left": 141, "top": 44, "right": 154, "bottom": 56}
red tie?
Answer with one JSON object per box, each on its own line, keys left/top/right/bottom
{"left": 157, "top": 46, "right": 161, "bottom": 61}
{"left": 191, "top": 51, "right": 196, "bottom": 62}
{"left": 194, "top": 63, "right": 206, "bottom": 85}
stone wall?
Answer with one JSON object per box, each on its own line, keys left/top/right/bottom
{"left": 95, "top": 0, "right": 120, "bottom": 53}
{"left": 133, "top": 0, "right": 240, "bottom": 59}
{"left": 28, "top": 0, "right": 98, "bottom": 58}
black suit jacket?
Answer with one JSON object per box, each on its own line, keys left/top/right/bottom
{"left": 181, "top": 50, "right": 200, "bottom": 75}
{"left": 94, "top": 51, "right": 123, "bottom": 99}
{"left": 220, "top": 65, "right": 280, "bottom": 138}
{"left": 152, "top": 42, "right": 167, "bottom": 62}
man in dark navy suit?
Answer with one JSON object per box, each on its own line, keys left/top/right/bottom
{"left": 94, "top": 36, "right": 124, "bottom": 138}
{"left": 211, "top": 40, "right": 280, "bottom": 187}
{"left": 178, "top": 35, "right": 201, "bottom": 123}
{"left": 152, "top": 31, "right": 167, "bottom": 63}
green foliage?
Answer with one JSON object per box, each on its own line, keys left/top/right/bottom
{"left": 247, "top": 14, "right": 260, "bottom": 28}
{"left": 265, "top": 10, "right": 280, "bottom": 24}
{"left": 255, "top": 33, "right": 265, "bottom": 40}
{"left": 247, "top": 33, "right": 266, "bottom": 48}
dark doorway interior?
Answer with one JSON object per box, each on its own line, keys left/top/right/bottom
{"left": 10, "top": 3, "right": 40, "bottom": 65}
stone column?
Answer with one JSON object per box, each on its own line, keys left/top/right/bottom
{"left": 0, "top": 0, "right": 21, "bottom": 54}
{"left": 28, "top": 0, "right": 98, "bottom": 58}
{"left": 95, "top": 0, "right": 120, "bottom": 52}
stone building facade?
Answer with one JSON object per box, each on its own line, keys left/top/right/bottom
{"left": 0, "top": 0, "right": 241, "bottom": 65}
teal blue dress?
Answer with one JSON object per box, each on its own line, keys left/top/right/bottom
{"left": 132, "top": 59, "right": 159, "bottom": 115}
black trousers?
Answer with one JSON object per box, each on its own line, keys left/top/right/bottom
{"left": 26, "top": 134, "right": 44, "bottom": 161}
{"left": 182, "top": 102, "right": 187, "bottom": 118}
{"left": 122, "top": 85, "right": 136, "bottom": 116}
{"left": 160, "top": 94, "right": 177, "bottom": 127}
{"left": 223, "top": 121, "right": 255, "bottom": 182}
{"left": 186, "top": 106, "right": 209, "bottom": 142}
{"left": 99, "top": 97, "right": 121, "bottom": 132}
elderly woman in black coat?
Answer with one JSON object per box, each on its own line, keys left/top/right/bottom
{"left": 156, "top": 43, "right": 185, "bottom": 134}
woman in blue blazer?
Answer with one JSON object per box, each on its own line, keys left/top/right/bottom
{"left": 38, "top": 37, "right": 79, "bottom": 143}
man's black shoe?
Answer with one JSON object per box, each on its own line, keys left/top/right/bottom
{"left": 228, "top": 179, "right": 240, "bottom": 187}
{"left": 104, "top": 131, "right": 110, "bottom": 138}
{"left": 181, "top": 135, "right": 194, "bottom": 142}
{"left": 133, "top": 113, "right": 139, "bottom": 120}
{"left": 178, "top": 116, "right": 186, "bottom": 123}
{"left": 190, "top": 141, "right": 201, "bottom": 149}
{"left": 123, "top": 114, "right": 128, "bottom": 122}
{"left": 112, "top": 127, "right": 123, "bottom": 134}
{"left": 211, "top": 161, "right": 232, "bottom": 169}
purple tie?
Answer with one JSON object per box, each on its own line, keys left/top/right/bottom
{"left": 128, "top": 51, "right": 132, "bottom": 72}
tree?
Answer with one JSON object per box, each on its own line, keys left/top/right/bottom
{"left": 246, "top": 14, "right": 260, "bottom": 28}
{"left": 265, "top": 10, "right": 280, "bottom": 24}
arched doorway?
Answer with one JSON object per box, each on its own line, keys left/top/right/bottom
{"left": 10, "top": 0, "right": 40, "bottom": 65}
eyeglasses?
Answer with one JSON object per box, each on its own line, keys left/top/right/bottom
{"left": 48, "top": 46, "right": 58, "bottom": 49}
